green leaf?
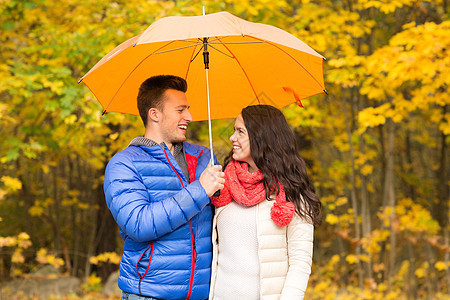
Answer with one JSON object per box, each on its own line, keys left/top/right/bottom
{"left": 1, "top": 20, "right": 16, "bottom": 31}
{"left": 5, "top": 149, "right": 19, "bottom": 162}
{"left": 23, "top": 1, "right": 38, "bottom": 10}
{"left": 5, "top": 137, "right": 21, "bottom": 147}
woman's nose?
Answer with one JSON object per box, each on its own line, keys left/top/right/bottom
{"left": 230, "top": 132, "right": 237, "bottom": 142}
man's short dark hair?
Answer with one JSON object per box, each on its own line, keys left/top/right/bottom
{"left": 137, "top": 75, "right": 188, "bottom": 126}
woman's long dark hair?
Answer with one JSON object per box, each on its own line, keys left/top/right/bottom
{"left": 224, "top": 105, "right": 322, "bottom": 225}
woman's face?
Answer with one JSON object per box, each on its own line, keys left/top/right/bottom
{"left": 230, "top": 114, "right": 255, "bottom": 170}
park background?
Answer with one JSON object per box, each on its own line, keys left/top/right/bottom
{"left": 0, "top": 0, "right": 449, "bottom": 299}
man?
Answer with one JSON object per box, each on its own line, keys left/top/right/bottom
{"left": 104, "top": 75, "right": 224, "bottom": 300}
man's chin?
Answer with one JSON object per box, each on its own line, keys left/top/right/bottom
{"left": 173, "top": 136, "right": 186, "bottom": 144}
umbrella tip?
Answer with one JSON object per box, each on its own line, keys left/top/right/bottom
{"left": 323, "top": 89, "right": 328, "bottom": 95}
{"left": 77, "top": 78, "right": 83, "bottom": 84}
{"left": 102, "top": 110, "right": 107, "bottom": 116}
{"left": 323, "top": 57, "right": 327, "bottom": 61}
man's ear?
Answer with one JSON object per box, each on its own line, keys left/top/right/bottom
{"left": 148, "top": 108, "right": 160, "bottom": 123}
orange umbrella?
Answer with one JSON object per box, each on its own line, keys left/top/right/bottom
{"left": 79, "top": 11, "right": 326, "bottom": 160}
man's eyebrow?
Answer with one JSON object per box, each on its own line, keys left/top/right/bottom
{"left": 175, "top": 105, "right": 190, "bottom": 109}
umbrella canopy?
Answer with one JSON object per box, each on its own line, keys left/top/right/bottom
{"left": 79, "top": 11, "right": 326, "bottom": 121}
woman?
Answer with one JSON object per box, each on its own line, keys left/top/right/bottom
{"left": 209, "top": 105, "right": 321, "bottom": 300}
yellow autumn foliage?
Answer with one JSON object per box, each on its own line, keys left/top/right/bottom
{"left": 346, "top": 254, "right": 358, "bottom": 264}
{"left": 326, "top": 214, "right": 339, "bottom": 225}
{"left": 0, "top": 0, "right": 449, "bottom": 298}
{"left": 361, "top": 20, "right": 450, "bottom": 134}
{"left": 396, "top": 198, "right": 440, "bottom": 235}
{"left": 0, "top": 176, "right": 22, "bottom": 193}
{"left": 11, "top": 249, "right": 25, "bottom": 264}
{"left": 435, "top": 261, "right": 447, "bottom": 272}
{"left": 36, "top": 248, "right": 65, "bottom": 268}
{"left": 83, "top": 273, "right": 102, "bottom": 292}
{"left": 90, "top": 251, "right": 121, "bottom": 265}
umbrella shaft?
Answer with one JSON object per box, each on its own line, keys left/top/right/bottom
{"left": 205, "top": 68, "right": 214, "bottom": 166}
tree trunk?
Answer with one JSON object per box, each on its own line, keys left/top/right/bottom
{"left": 383, "top": 117, "right": 396, "bottom": 289}
{"left": 433, "top": 107, "right": 449, "bottom": 293}
{"left": 16, "top": 158, "right": 34, "bottom": 238}
{"left": 84, "top": 209, "right": 98, "bottom": 283}
{"left": 358, "top": 94, "right": 373, "bottom": 281}
{"left": 68, "top": 156, "right": 80, "bottom": 277}
{"left": 406, "top": 243, "right": 417, "bottom": 299}
{"left": 52, "top": 168, "right": 62, "bottom": 254}
{"left": 92, "top": 122, "right": 123, "bottom": 282}
{"left": 94, "top": 166, "right": 118, "bottom": 282}
{"left": 434, "top": 105, "right": 448, "bottom": 229}
{"left": 444, "top": 230, "right": 450, "bottom": 292}
{"left": 344, "top": 98, "right": 364, "bottom": 288}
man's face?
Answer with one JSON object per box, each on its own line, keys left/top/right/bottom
{"left": 158, "top": 89, "right": 193, "bottom": 146}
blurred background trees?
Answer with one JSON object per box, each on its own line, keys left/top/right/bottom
{"left": 0, "top": 0, "right": 448, "bottom": 298}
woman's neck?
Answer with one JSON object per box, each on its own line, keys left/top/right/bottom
{"left": 247, "top": 161, "right": 259, "bottom": 173}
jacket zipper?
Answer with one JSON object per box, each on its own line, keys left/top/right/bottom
{"left": 136, "top": 243, "right": 154, "bottom": 296}
{"left": 186, "top": 219, "right": 197, "bottom": 299}
{"left": 163, "top": 148, "right": 196, "bottom": 300}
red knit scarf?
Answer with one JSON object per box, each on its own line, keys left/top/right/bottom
{"left": 211, "top": 160, "right": 295, "bottom": 227}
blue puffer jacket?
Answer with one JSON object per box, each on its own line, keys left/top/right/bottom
{"left": 104, "top": 142, "right": 216, "bottom": 300}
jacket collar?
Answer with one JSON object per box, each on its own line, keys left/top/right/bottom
{"left": 129, "top": 136, "right": 184, "bottom": 155}
{"left": 184, "top": 142, "right": 204, "bottom": 157}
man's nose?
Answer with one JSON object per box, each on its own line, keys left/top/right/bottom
{"left": 184, "top": 110, "right": 193, "bottom": 123}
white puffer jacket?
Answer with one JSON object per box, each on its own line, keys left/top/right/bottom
{"left": 209, "top": 198, "right": 314, "bottom": 300}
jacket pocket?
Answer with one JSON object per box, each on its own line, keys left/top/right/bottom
{"left": 136, "top": 243, "right": 154, "bottom": 295}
